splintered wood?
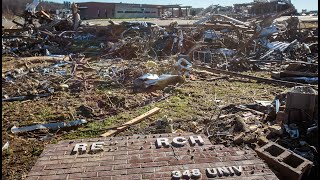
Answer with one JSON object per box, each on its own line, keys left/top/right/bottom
{"left": 100, "top": 107, "right": 160, "bottom": 137}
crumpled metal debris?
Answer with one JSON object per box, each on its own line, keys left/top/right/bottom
{"left": 11, "top": 119, "right": 87, "bottom": 134}
{"left": 133, "top": 73, "right": 185, "bottom": 92}
{"left": 174, "top": 58, "right": 192, "bottom": 75}
{"left": 284, "top": 124, "right": 299, "bottom": 138}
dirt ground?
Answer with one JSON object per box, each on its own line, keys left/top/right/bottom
{"left": 2, "top": 54, "right": 288, "bottom": 179}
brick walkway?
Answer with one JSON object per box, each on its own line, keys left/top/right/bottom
{"left": 26, "top": 133, "right": 279, "bottom": 180}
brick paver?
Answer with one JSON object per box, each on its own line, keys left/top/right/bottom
{"left": 26, "top": 133, "right": 279, "bottom": 179}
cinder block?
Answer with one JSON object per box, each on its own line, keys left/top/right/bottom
{"left": 255, "top": 142, "right": 313, "bottom": 180}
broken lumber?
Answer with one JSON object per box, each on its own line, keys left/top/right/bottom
{"left": 195, "top": 65, "right": 317, "bottom": 88}
{"left": 100, "top": 107, "right": 160, "bottom": 137}
{"left": 279, "top": 70, "right": 318, "bottom": 78}
{"left": 18, "top": 56, "right": 69, "bottom": 63}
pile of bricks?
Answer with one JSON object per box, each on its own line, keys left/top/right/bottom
{"left": 26, "top": 133, "right": 279, "bottom": 180}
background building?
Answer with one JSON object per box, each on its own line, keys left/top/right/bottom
{"left": 234, "top": 0, "right": 295, "bottom": 16}
{"left": 77, "top": 2, "right": 191, "bottom": 19}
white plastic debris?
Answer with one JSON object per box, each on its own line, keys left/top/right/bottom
{"left": 2, "top": 142, "right": 9, "bottom": 151}
{"left": 25, "top": 0, "right": 39, "bottom": 14}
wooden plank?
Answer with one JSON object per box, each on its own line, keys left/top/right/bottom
{"left": 195, "top": 65, "right": 318, "bottom": 89}
{"left": 280, "top": 70, "right": 318, "bottom": 77}
{"left": 100, "top": 107, "right": 160, "bottom": 137}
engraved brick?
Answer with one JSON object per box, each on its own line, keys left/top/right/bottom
{"left": 194, "top": 156, "right": 221, "bottom": 164}
{"left": 88, "top": 156, "right": 114, "bottom": 161}
{"left": 28, "top": 170, "right": 57, "bottom": 176}
{"left": 142, "top": 172, "right": 172, "bottom": 179}
{"left": 24, "top": 176, "right": 39, "bottom": 180}
{"left": 68, "top": 172, "right": 97, "bottom": 179}
{"left": 35, "top": 160, "right": 60, "bottom": 166}
{"left": 44, "top": 164, "right": 73, "bottom": 170}
{"left": 86, "top": 166, "right": 113, "bottom": 172}
{"left": 113, "top": 155, "right": 129, "bottom": 160}
{"left": 82, "top": 177, "right": 112, "bottom": 180}
{"left": 113, "top": 164, "right": 141, "bottom": 170}
{"left": 98, "top": 170, "right": 128, "bottom": 177}
{"left": 141, "top": 161, "right": 168, "bottom": 168}
{"left": 38, "top": 174, "right": 68, "bottom": 180}
{"left": 72, "top": 162, "right": 100, "bottom": 168}
{"left": 152, "top": 156, "right": 171, "bottom": 162}
{"left": 30, "top": 166, "right": 45, "bottom": 172}
{"left": 50, "top": 155, "right": 75, "bottom": 160}
{"left": 55, "top": 167, "right": 85, "bottom": 174}
{"left": 61, "top": 158, "right": 88, "bottom": 164}
{"left": 129, "top": 157, "right": 153, "bottom": 164}
{"left": 127, "top": 167, "right": 155, "bottom": 174}
{"left": 100, "top": 159, "right": 127, "bottom": 166}
{"left": 264, "top": 174, "right": 279, "bottom": 180}
{"left": 112, "top": 174, "right": 142, "bottom": 180}
{"left": 221, "top": 155, "right": 247, "bottom": 161}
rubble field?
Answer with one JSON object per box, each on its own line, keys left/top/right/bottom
{"left": 2, "top": 1, "right": 318, "bottom": 180}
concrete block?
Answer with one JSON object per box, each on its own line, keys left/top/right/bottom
{"left": 286, "top": 86, "right": 317, "bottom": 111}
{"left": 255, "top": 142, "right": 313, "bottom": 180}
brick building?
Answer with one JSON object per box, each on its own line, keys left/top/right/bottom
{"left": 77, "top": 2, "right": 192, "bottom": 19}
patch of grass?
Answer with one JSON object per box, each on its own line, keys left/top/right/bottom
{"left": 31, "top": 147, "right": 43, "bottom": 157}
{"left": 61, "top": 105, "right": 154, "bottom": 140}
{"left": 34, "top": 107, "right": 56, "bottom": 122}
{"left": 61, "top": 71, "right": 288, "bottom": 140}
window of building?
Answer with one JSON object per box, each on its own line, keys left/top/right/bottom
{"left": 117, "top": 11, "right": 123, "bottom": 13}
{"left": 124, "top": 11, "right": 143, "bottom": 13}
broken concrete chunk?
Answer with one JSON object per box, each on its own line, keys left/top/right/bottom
{"left": 258, "top": 136, "right": 269, "bottom": 146}
{"left": 234, "top": 115, "right": 249, "bottom": 132}
{"left": 249, "top": 125, "right": 258, "bottom": 132}
{"left": 276, "top": 111, "right": 288, "bottom": 125}
{"left": 233, "top": 133, "right": 245, "bottom": 144}
{"left": 268, "top": 125, "right": 283, "bottom": 135}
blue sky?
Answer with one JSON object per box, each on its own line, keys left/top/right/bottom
{"left": 50, "top": 0, "right": 318, "bottom": 12}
